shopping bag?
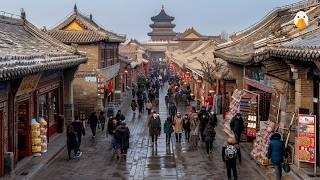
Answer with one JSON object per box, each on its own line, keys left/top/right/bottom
{"left": 283, "top": 159, "right": 291, "bottom": 173}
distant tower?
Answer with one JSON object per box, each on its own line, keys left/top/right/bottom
{"left": 148, "top": 5, "right": 177, "bottom": 41}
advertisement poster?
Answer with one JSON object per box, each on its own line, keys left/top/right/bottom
{"left": 298, "top": 114, "right": 316, "bottom": 163}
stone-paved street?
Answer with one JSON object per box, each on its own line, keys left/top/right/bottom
{"left": 33, "top": 87, "right": 271, "bottom": 180}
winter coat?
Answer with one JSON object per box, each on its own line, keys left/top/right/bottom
{"left": 198, "top": 110, "right": 209, "bottom": 128}
{"left": 148, "top": 116, "right": 161, "bottom": 136}
{"left": 108, "top": 121, "right": 119, "bottom": 135}
{"left": 71, "top": 121, "right": 85, "bottom": 137}
{"left": 203, "top": 125, "right": 216, "bottom": 142}
{"left": 131, "top": 101, "right": 137, "bottom": 111}
{"left": 168, "top": 104, "right": 177, "bottom": 116}
{"left": 267, "top": 133, "right": 286, "bottom": 165}
{"left": 190, "top": 118, "right": 200, "bottom": 136}
{"left": 67, "top": 131, "right": 78, "bottom": 150}
{"left": 230, "top": 116, "right": 245, "bottom": 135}
{"left": 183, "top": 118, "right": 191, "bottom": 132}
{"left": 209, "top": 114, "right": 218, "bottom": 127}
{"left": 116, "top": 113, "right": 125, "bottom": 122}
{"left": 99, "top": 114, "right": 106, "bottom": 124}
{"left": 163, "top": 121, "right": 173, "bottom": 134}
{"left": 115, "top": 125, "right": 130, "bottom": 150}
{"left": 173, "top": 117, "right": 183, "bottom": 133}
{"left": 88, "top": 112, "right": 98, "bottom": 128}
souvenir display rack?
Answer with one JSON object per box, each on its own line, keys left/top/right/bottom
{"left": 239, "top": 90, "right": 258, "bottom": 139}
{"left": 251, "top": 92, "right": 281, "bottom": 165}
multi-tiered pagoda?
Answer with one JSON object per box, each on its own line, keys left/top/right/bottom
{"left": 148, "top": 5, "right": 177, "bottom": 41}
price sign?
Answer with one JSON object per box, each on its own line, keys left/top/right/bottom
{"left": 298, "top": 114, "right": 316, "bottom": 163}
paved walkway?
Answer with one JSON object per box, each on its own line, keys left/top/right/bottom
{"left": 30, "top": 86, "right": 285, "bottom": 180}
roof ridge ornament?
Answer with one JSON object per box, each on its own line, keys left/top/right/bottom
{"left": 74, "top": 3, "right": 78, "bottom": 14}
{"left": 161, "top": 5, "right": 164, "bottom": 10}
{"left": 20, "top": 8, "right": 26, "bottom": 20}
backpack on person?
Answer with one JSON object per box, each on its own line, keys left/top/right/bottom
{"left": 225, "top": 145, "right": 237, "bottom": 160}
{"left": 151, "top": 117, "right": 159, "bottom": 129}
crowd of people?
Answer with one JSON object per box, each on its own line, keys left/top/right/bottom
{"left": 65, "top": 68, "right": 288, "bottom": 180}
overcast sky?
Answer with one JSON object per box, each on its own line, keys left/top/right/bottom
{"left": 1, "top": 0, "right": 299, "bottom": 41}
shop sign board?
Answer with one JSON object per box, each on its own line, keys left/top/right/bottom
{"left": 297, "top": 114, "right": 316, "bottom": 163}
{"left": 16, "top": 74, "right": 41, "bottom": 97}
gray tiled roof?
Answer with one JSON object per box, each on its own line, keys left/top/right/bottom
{"left": 151, "top": 9, "right": 174, "bottom": 22}
{"left": 255, "top": 30, "right": 320, "bottom": 62}
{"left": 49, "top": 10, "right": 126, "bottom": 44}
{"left": 0, "top": 15, "right": 87, "bottom": 80}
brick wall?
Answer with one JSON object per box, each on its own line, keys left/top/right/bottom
{"left": 77, "top": 45, "right": 99, "bottom": 72}
{"left": 74, "top": 45, "right": 99, "bottom": 114}
{"left": 295, "top": 79, "right": 313, "bottom": 112}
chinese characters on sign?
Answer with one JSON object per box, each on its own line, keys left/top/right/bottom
{"left": 298, "top": 114, "right": 316, "bottom": 163}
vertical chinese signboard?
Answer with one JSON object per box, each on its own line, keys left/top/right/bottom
{"left": 298, "top": 114, "right": 316, "bottom": 175}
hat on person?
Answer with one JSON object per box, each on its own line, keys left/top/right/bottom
{"left": 227, "top": 137, "right": 236, "bottom": 145}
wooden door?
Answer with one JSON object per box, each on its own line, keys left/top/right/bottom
{"left": 0, "top": 110, "right": 3, "bottom": 176}
{"left": 17, "top": 100, "right": 31, "bottom": 160}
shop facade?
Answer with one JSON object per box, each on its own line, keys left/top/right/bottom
{"left": 0, "top": 11, "right": 87, "bottom": 176}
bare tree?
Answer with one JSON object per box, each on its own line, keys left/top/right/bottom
{"left": 198, "top": 59, "right": 230, "bottom": 85}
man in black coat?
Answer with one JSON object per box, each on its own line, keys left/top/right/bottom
{"left": 198, "top": 106, "right": 210, "bottom": 141}
{"left": 88, "top": 111, "right": 98, "bottom": 138}
{"left": 71, "top": 116, "right": 85, "bottom": 151}
{"left": 230, "top": 113, "right": 245, "bottom": 144}
{"left": 168, "top": 102, "right": 177, "bottom": 121}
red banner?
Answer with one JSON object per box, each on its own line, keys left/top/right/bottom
{"left": 298, "top": 114, "right": 316, "bottom": 163}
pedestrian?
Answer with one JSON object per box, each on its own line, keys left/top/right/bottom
{"left": 137, "top": 95, "right": 144, "bottom": 114}
{"left": 168, "top": 102, "right": 177, "bottom": 121}
{"left": 66, "top": 124, "right": 80, "bottom": 160}
{"left": 267, "top": 132, "right": 286, "bottom": 180}
{"left": 132, "top": 87, "right": 136, "bottom": 98}
{"left": 173, "top": 112, "right": 183, "bottom": 143}
{"left": 165, "top": 95, "right": 169, "bottom": 108}
{"left": 88, "top": 111, "right": 98, "bottom": 138}
{"left": 208, "top": 111, "right": 218, "bottom": 128}
{"left": 203, "top": 123, "right": 216, "bottom": 156}
{"left": 71, "top": 116, "right": 85, "bottom": 154}
{"left": 116, "top": 110, "right": 125, "bottom": 122}
{"left": 230, "top": 113, "right": 245, "bottom": 144}
{"left": 115, "top": 122, "right": 130, "bottom": 159}
{"left": 222, "top": 137, "right": 239, "bottom": 180}
{"left": 146, "top": 100, "right": 153, "bottom": 115}
{"left": 99, "top": 111, "right": 106, "bottom": 132}
{"left": 163, "top": 116, "right": 173, "bottom": 145}
{"left": 131, "top": 99, "right": 137, "bottom": 113}
{"left": 198, "top": 106, "right": 209, "bottom": 142}
{"left": 183, "top": 114, "right": 191, "bottom": 143}
{"left": 148, "top": 111, "right": 161, "bottom": 146}
{"left": 107, "top": 104, "right": 115, "bottom": 119}
{"left": 108, "top": 118, "right": 120, "bottom": 159}
{"left": 195, "top": 100, "right": 201, "bottom": 112}
{"left": 190, "top": 115, "right": 200, "bottom": 150}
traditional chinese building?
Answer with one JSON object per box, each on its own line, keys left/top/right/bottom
{"left": 175, "top": 27, "right": 226, "bottom": 43}
{"left": 48, "top": 5, "right": 126, "bottom": 116}
{"left": 213, "top": 0, "right": 320, "bottom": 169}
{"left": 120, "top": 39, "right": 150, "bottom": 88}
{"left": 148, "top": 5, "right": 177, "bottom": 41}
{"left": 0, "top": 10, "right": 87, "bottom": 175}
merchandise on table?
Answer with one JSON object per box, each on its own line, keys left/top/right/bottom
{"left": 31, "top": 118, "right": 41, "bottom": 156}
{"left": 39, "top": 117, "right": 48, "bottom": 153}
